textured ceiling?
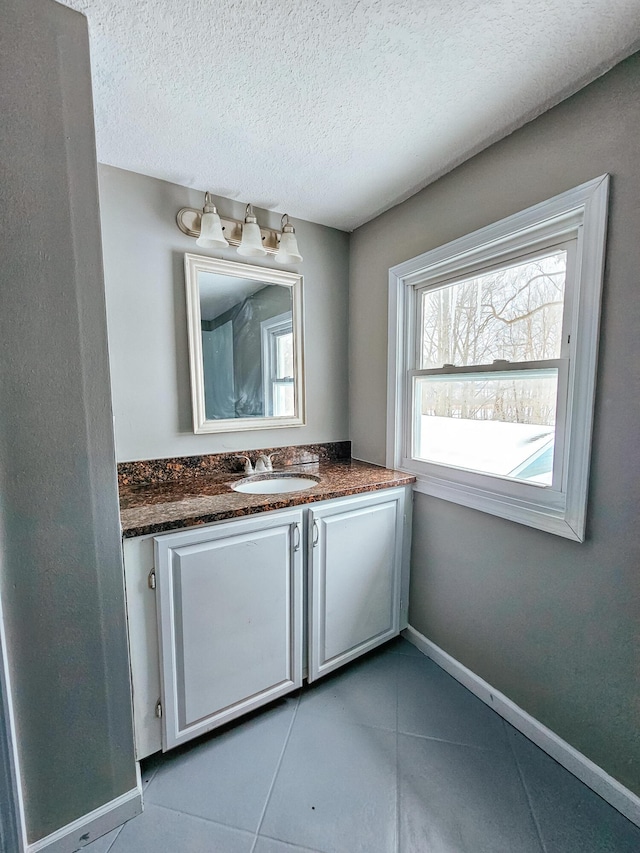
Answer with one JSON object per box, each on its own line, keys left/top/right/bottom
{"left": 62, "top": 0, "right": 639, "bottom": 230}
{"left": 199, "top": 273, "right": 266, "bottom": 320}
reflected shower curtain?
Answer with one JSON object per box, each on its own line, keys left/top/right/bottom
{"left": 202, "top": 321, "right": 235, "bottom": 419}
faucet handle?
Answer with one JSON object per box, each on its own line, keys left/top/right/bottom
{"left": 235, "top": 455, "right": 254, "bottom": 475}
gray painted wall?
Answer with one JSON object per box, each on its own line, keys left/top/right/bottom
{"left": 0, "top": 0, "right": 137, "bottom": 843}
{"left": 350, "top": 54, "right": 640, "bottom": 795}
{"left": 98, "top": 166, "right": 350, "bottom": 462}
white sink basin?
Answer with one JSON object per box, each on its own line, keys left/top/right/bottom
{"left": 232, "top": 474, "right": 319, "bottom": 495}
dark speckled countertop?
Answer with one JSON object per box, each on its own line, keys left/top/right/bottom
{"left": 118, "top": 453, "right": 415, "bottom": 539}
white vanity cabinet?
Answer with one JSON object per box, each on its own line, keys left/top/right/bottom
{"left": 123, "top": 510, "right": 304, "bottom": 757}
{"left": 153, "top": 510, "right": 303, "bottom": 750}
{"left": 308, "top": 488, "right": 407, "bottom": 681}
{"left": 123, "top": 486, "right": 411, "bottom": 759}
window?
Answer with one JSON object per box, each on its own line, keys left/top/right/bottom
{"left": 261, "top": 313, "right": 295, "bottom": 417}
{"left": 387, "top": 176, "right": 609, "bottom": 540}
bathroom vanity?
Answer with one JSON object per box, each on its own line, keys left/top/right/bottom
{"left": 118, "top": 445, "right": 414, "bottom": 759}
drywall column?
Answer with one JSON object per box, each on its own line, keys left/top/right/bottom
{"left": 0, "top": 0, "right": 138, "bottom": 845}
{"left": 349, "top": 54, "right": 640, "bottom": 796}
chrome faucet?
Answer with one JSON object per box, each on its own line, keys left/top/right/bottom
{"left": 236, "top": 453, "right": 278, "bottom": 475}
{"left": 256, "top": 453, "right": 278, "bottom": 473}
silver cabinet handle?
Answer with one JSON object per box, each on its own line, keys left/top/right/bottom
{"left": 293, "top": 523, "right": 300, "bottom": 552}
{"left": 312, "top": 520, "right": 319, "bottom": 547}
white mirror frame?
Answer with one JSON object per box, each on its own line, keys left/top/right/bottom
{"left": 184, "top": 253, "right": 306, "bottom": 434}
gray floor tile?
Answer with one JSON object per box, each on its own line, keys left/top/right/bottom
{"left": 145, "top": 700, "right": 295, "bottom": 833}
{"left": 260, "top": 714, "right": 397, "bottom": 853}
{"left": 398, "top": 732, "right": 543, "bottom": 853}
{"left": 297, "top": 650, "right": 398, "bottom": 731}
{"left": 78, "top": 826, "right": 122, "bottom": 853}
{"left": 254, "top": 837, "right": 324, "bottom": 852}
{"left": 109, "top": 804, "right": 253, "bottom": 853}
{"left": 383, "top": 636, "right": 424, "bottom": 658}
{"left": 508, "top": 726, "right": 640, "bottom": 852}
{"left": 89, "top": 650, "right": 640, "bottom": 853}
{"left": 397, "top": 654, "right": 508, "bottom": 751}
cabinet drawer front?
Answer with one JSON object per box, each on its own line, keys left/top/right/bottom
{"left": 309, "top": 489, "right": 405, "bottom": 680}
{"left": 155, "top": 511, "right": 303, "bottom": 749}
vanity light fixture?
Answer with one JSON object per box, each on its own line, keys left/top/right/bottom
{"left": 195, "top": 192, "right": 229, "bottom": 249}
{"left": 275, "top": 214, "right": 303, "bottom": 264}
{"left": 237, "top": 204, "right": 267, "bottom": 257}
{"left": 176, "top": 194, "right": 303, "bottom": 263}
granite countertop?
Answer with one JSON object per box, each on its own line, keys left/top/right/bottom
{"left": 119, "top": 458, "right": 415, "bottom": 538}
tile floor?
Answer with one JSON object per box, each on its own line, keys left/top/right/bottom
{"left": 84, "top": 639, "right": 640, "bottom": 852}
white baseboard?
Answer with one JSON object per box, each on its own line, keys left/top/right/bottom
{"left": 27, "top": 786, "right": 142, "bottom": 853}
{"left": 403, "top": 625, "right": 640, "bottom": 829}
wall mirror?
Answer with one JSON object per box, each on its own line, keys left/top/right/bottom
{"left": 184, "top": 253, "right": 305, "bottom": 433}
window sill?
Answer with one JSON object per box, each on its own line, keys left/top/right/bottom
{"left": 409, "top": 470, "right": 583, "bottom": 541}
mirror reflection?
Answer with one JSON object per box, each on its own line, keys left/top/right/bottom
{"left": 199, "top": 274, "right": 294, "bottom": 420}
{"left": 184, "top": 254, "right": 305, "bottom": 434}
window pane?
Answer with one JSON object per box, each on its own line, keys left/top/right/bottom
{"left": 273, "top": 381, "right": 294, "bottom": 417}
{"left": 414, "top": 371, "right": 558, "bottom": 483}
{"left": 276, "top": 331, "right": 294, "bottom": 380}
{"left": 421, "top": 251, "right": 566, "bottom": 368}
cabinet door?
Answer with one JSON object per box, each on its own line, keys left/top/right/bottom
{"left": 308, "top": 489, "right": 406, "bottom": 681}
{"left": 155, "top": 510, "right": 303, "bottom": 750}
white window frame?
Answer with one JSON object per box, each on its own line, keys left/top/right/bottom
{"left": 387, "top": 175, "right": 610, "bottom": 541}
{"left": 261, "top": 312, "right": 294, "bottom": 417}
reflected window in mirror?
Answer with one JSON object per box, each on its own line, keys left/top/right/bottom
{"left": 185, "top": 254, "right": 305, "bottom": 433}
{"left": 262, "top": 313, "right": 294, "bottom": 417}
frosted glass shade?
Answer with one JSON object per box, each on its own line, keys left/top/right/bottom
{"left": 275, "top": 229, "right": 303, "bottom": 264}
{"left": 196, "top": 211, "right": 229, "bottom": 248}
{"left": 237, "top": 221, "right": 267, "bottom": 257}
